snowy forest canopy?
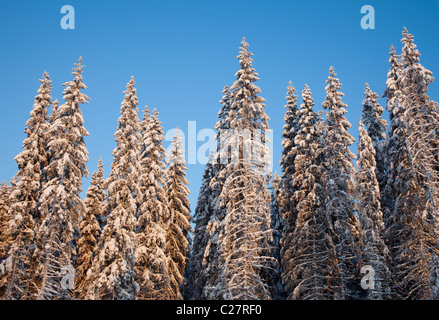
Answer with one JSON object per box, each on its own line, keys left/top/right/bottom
{"left": 1, "top": 27, "right": 439, "bottom": 300}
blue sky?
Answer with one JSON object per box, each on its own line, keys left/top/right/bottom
{"left": 1, "top": 0, "right": 438, "bottom": 214}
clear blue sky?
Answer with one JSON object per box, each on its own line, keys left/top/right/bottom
{"left": 1, "top": 0, "right": 438, "bottom": 214}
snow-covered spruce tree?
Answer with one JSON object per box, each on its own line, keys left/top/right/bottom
{"left": 278, "top": 81, "right": 300, "bottom": 298}
{"left": 381, "top": 45, "right": 403, "bottom": 227}
{"left": 279, "top": 81, "right": 300, "bottom": 235}
{"left": 92, "top": 158, "right": 107, "bottom": 230}
{"left": 75, "top": 158, "right": 106, "bottom": 299}
{"left": 268, "top": 173, "right": 285, "bottom": 299}
{"left": 385, "top": 28, "right": 439, "bottom": 300}
{"left": 322, "top": 67, "right": 361, "bottom": 300}
{"left": 2, "top": 72, "right": 53, "bottom": 300}
{"left": 210, "top": 85, "right": 232, "bottom": 210}
{"left": 282, "top": 84, "right": 340, "bottom": 300}
{"left": 189, "top": 154, "right": 215, "bottom": 300}
{"left": 215, "top": 38, "right": 273, "bottom": 300}
{"left": 355, "top": 121, "right": 392, "bottom": 300}
{"left": 202, "top": 85, "right": 232, "bottom": 299}
{"left": 0, "top": 182, "right": 11, "bottom": 297}
{"left": 86, "top": 77, "right": 140, "bottom": 300}
{"left": 165, "top": 128, "right": 191, "bottom": 300}
{"left": 400, "top": 28, "right": 439, "bottom": 219}
{"left": 135, "top": 106, "right": 172, "bottom": 300}
{"left": 361, "top": 83, "right": 388, "bottom": 196}
{"left": 30, "top": 59, "right": 90, "bottom": 300}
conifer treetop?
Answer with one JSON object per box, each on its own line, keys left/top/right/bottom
{"left": 401, "top": 27, "right": 421, "bottom": 67}
{"left": 362, "top": 83, "right": 387, "bottom": 142}
{"left": 400, "top": 28, "right": 434, "bottom": 88}
{"left": 229, "top": 37, "right": 269, "bottom": 131}
{"left": 322, "top": 67, "right": 355, "bottom": 153}
{"left": 62, "top": 57, "right": 90, "bottom": 105}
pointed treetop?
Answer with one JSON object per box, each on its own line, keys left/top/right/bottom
{"left": 364, "top": 82, "right": 378, "bottom": 101}
{"left": 42, "top": 70, "right": 50, "bottom": 80}
{"left": 122, "top": 77, "right": 138, "bottom": 108}
{"left": 357, "top": 119, "right": 376, "bottom": 163}
{"left": 73, "top": 57, "right": 85, "bottom": 76}
{"left": 174, "top": 126, "right": 182, "bottom": 141}
{"left": 38, "top": 70, "right": 52, "bottom": 86}
{"left": 123, "top": 76, "right": 135, "bottom": 93}
{"left": 363, "top": 84, "right": 385, "bottom": 131}
{"left": 285, "top": 81, "right": 298, "bottom": 108}
{"left": 62, "top": 58, "right": 90, "bottom": 105}
{"left": 98, "top": 156, "right": 104, "bottom": 169}
{"left": 237, "top": 37, "right": 254, "bottom": 69}
{"left": 36, "top": 71, "right": 53, "bottom": 102}
{"left": 363, "top": 83, "right": 386, "bottom": 126}
{"left": 169, "top": 127, "right": 185, "bottom": 165}
{"left": 297, "top": 84, "right": 316, "bottom": 128}
{"left": 241, "top": 36, "right": 248, "bottom": 48}
{"left": 401, "top": 27, "right": 420, "bottom": 66}
{"left": 142, "top": 105, "right": 151, "bottom": 121}
{"left": 399, "top": 27, "right": 434, "bottom": 90}
{"left": 301, "top": 84, "right": 314, "bottom": 105}
{"left": 323, "top": 67, "right": 345, "bottom": 108}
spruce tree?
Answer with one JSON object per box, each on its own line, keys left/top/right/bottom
{"left": 400, "top": 28, "right": 439, "bottom": 216}
{"left": 86, "top": 77, "right": 140, "bottom": 300}
{"left": 165, "top": 128, "right": 191, "bottom": 300}
{"left": 216, "top": 38, "right": 273, "bottom": 300}
{"left": 3, "top": 72, "right": 52, "bottom": 300}
{"left": 279, "top": 81, "right": 300, "bottom": 235}
{"left": 361, "top": 83, "right": 388, "bottom": 195}
{"left": 32, "top": 59, "right": 90, "bottom": 300}
{"left": 385, "top": 28, "right": 439, "bottom": 300}
{"left": 322, "top": 67, "right": 361, "bottom": 299}
{"left": 202, "top": 85, "right": 232, "bottom": 299}
{"left": 355, "top": 121, "right": 392, "bottom": 300}
{"left": 75, "top": 158, "right": 106, "bottom": 299}
{"left": 382, "top": 45, "right": 402, "bottom": 225}
{"left": 135, "top": 106, "right": 171, "bottom": 300}
{"left": 278, "top": 81, "right": 300, "bottom": 299}
{"left": 282, "top": 84, "right": 340, "bottom": 300}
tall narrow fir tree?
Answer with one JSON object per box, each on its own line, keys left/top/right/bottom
{"left": 3, "top": 72, "right": 52, "bottom": 299}
{"left": 135, "top": 106, "right": 172, "bottom": 300}
{"left": 165, "top": 128, "right": 191, "bottom": 300}
{"left": 322, "top": 67, "right": 361, "bottom": 299}
{"left": 86, "top": 77, "right": 140, "bottom": 300}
